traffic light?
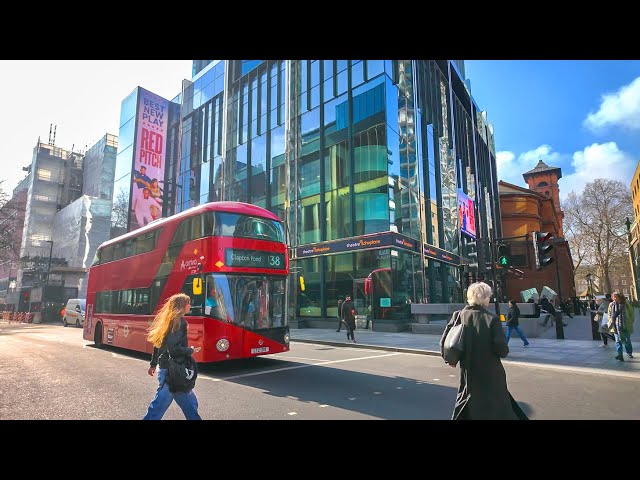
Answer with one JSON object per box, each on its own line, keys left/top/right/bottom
{"left": 497, "top": 243, "right": 511, "bottom": 267}
{"left": 532, "top": 231, "right": 554, "bottom": 269}
{"left": 466, "top": 240, "right": 479, "bottom": 271}
{"left": 299, "top": 275, "right": 306, "bottom": 291}
{"left": 466, "top": 239, "right": 486, "bottom": 272}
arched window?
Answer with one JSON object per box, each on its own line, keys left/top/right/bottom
{"left": 537, "top": 181, "right": 549, "bottom": 187}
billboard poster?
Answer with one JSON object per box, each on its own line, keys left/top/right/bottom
{"left": 457, "top": 190, "right": 476, "bottom": 239}
{"left": 131, "top": 88, "right": 168, "bottom": 230}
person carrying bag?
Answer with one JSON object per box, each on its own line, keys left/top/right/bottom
{"left": 143, "top": 293, "right": 202, "bottom": 420}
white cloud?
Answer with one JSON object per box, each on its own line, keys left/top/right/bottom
{"left": 496, "top": 142, "right": 636, "bottom": 200}
{"left": 584, "top": 76, "right": 640, "bottom": 131}
{"left": 496, "top": 145, "right": 566, "bottom": 188}
{"left": 561, "top": 142, "right": 636, "bottom": 198}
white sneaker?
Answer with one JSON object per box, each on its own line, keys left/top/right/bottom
{"left": 600, "top": 344, "right": 608, "bottom": 348}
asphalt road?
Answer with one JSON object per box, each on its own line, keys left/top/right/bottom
{"left": 1, "top": 322, "right": 639, "bottom": 420}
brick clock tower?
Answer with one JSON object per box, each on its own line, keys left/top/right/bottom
{"left": 522, "top": 160, "right": 564, "bottom": 235}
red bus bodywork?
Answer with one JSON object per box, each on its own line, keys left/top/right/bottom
{"left": 83, "top": 202, "right": 289, "bottom": 363}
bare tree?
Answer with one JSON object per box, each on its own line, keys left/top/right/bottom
{"left": 0, "top": 180, "right": 25, "bottom": 267}
{"left": 563, "top": 179, "right": 632, "bottom": 293}
{"left": 110, "top": 188, "right": 129, "bottom": 239}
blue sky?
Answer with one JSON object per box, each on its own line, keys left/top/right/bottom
{"left": 465, "top": 60, "right": 640, "bottom": 199}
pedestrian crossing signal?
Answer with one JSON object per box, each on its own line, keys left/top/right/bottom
{"left": 497, "top": 243, "right": 511, "bottom": 266}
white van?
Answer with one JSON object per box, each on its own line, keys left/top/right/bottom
{"left": 63, "top": 299, "right": 86, "bottom": 328}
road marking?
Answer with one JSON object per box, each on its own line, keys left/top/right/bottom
{"left": 287, "top": 412, "right": 297, "bottom": 416}
{"left": 200, "top": 352, "right": 404, "bottom": 382}
{"left": 503, "top": 359, "right": 640, "bottom": 379}
{"left": 396, "top": 386, "right": 403, "bottom": 389}
{"left": 319, "top": 404, "right": 328, "bottom": 408}
{"left": 348, "top": 398, "right": 356, "bottom": 401}
{"left": 432, "top": 378, "right": 440, "bottom": 381}
{"left": 373, "top": 391, "right": 381, "bottom": 395}
{"left": 277, "top": 355, "right": 326, "bottom": 362}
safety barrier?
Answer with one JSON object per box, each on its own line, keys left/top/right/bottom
{"left": 2, "top": 312, "right": 34, "bottom": 323}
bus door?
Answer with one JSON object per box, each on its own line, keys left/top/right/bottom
{"left": 353, "top": 279, "right": 369, "bottom": 329}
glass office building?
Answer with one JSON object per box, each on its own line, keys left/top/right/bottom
{"left": 116, "top": 60, "right": 501, "bottom": 331}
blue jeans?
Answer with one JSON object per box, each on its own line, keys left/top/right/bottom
{"left": 143, "top": 368, "right": 201, "bottom": 420}
{"left": 506, "top": 326, "right": 529, "bottom": 346}
{"left": 614, "top": 330, "right": 633, "bottom": 358}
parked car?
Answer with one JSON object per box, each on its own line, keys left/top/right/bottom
{"left": 63, "top": 299, "right": 86, "bottom": 328}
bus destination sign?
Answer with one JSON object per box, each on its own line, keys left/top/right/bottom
{"left": 225, "top": 249, "right": 285, "bottom": 269}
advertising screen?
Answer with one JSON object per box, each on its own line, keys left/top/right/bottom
{"left": 131, "top": 88, "right": 169, "bottom": 230}
{"left": 458, "top": 190, "right": 476, "bottom": 239}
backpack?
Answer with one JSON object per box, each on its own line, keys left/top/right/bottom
{"left": 166, "top": 354, "right": 198, "bottom": 393}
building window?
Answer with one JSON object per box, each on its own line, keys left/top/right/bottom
{"left": 622, "top": 279, "right": 626, "bottom": 285}
{"left": 30, "top": 234, "right": 50, "bottom": 246}
{"left": 537, "top": 181, "right": 549, "bottom": 187}
{"left": 545, "top": 191, "right": 550, "bottom": 196}
{"left": 36, "top": 169, "right": 52, "bottom": 181}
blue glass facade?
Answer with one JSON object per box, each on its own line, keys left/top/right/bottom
{"left": 119, "top": 60, "right": 501, "bottom": 331}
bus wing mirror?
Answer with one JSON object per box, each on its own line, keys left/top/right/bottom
{"left": 193, "top": 277, "right": 203, "bottom": 295}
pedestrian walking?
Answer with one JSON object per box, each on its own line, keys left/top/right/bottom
{"left": 143, "top": 293, "right": 202, "bottom": 420}
{"left": 609, "top": 293, "right": 634, "bottom": 361}
{"left": 442, "top": 282, "right": 527, "bottom": 420}
{"left": 596, "top": 294, "right": 614, "bottom": 347}
{"left": 505, "top": 300, "right": 529, "bottom": 347}
{"left": 341, "top": 295, "right": 357, "bottom": 343}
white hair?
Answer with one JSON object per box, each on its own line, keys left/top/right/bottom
{"left": 467, "top": 282, "right": 493, "bottom": 307}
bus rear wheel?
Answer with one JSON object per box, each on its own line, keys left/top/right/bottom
{"left": 94, "top": 322, "right": 103, "bottom": 348}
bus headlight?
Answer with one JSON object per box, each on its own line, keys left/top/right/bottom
{"left": 284, "top": 332, "right": 290, "bottom": 344}
{"left": 216, "top": 338, "right": 230, "bottom": 352}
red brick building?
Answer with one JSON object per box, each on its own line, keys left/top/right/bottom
{"left": 498, "top": 160, "right": 575, "bottom": 302}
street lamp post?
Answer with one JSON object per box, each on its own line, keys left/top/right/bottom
{"left": 586, "top": 272, "right": 599, "bottom": 340}
{"left": 44, "top": 240, "right": 53, "bottom": 290}
{"left": 43, "top": 240, "right": 53, "bottom": 323}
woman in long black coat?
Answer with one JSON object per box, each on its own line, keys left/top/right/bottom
{"left": 442, "top": 282, "right": 527, "bottom": 420}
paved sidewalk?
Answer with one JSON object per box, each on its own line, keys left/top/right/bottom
{"left": 291, "top": 314, "right": 640, "bottom": 379}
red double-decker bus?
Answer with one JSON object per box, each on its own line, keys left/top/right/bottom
{"left": 83, "top": 201, "right": 289, "bottom": 363}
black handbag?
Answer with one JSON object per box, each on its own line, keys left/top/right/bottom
{"left": 441, "top": 311, "right": 465, "bottom": 366}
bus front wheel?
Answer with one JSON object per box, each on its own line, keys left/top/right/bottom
{"left": 94, "top": 322, "right": 103, "bottom": 348}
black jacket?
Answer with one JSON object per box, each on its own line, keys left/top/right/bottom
{"left": 507, "top": 306, "right": 520, "bottom": 327}
{"left": 451, "top": 305, "right": 526, "bottom": 420}
{"left": 540, "top": 299, "right": 555, "bottom": 314}
{"left": 341, "top": 300, "right": 356, "bottom": 329}
{"left": 150, "top": 317, "right": 194, "bottom": 369}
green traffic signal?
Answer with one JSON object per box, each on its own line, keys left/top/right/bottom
{"left": 499, "top": 256, "right": 508, "bottom": 266}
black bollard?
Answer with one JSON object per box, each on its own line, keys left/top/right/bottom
{"left": 555, "top": 312, "right": 565, "bottom": 339}
{"left": 590, "top": 311, "right": 601, "bottom": 341}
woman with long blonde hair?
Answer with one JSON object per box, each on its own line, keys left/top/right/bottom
{"left": 143, "top": 293, "right": 202, "bottom": 420}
